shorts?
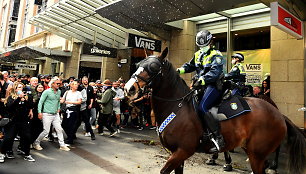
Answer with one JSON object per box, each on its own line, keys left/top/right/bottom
{"left": 113, "top": 107, "right": 121, "bottom": 115}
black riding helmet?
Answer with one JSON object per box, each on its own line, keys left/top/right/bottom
{"left": 136, "top": 56, "right": 162, "bottom": 75}
{"left": 196, "top": 30, "right": 213, "bottom": 47}
{"left": 231, "top": 53, "right": 244, "bottom": 62}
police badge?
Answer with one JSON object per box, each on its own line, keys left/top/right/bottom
{"left": 230, "top": 103, "right": 238, "bottom": 110}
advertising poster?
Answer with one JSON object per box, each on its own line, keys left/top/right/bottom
{"left": 231, "top": 49, "right": 271, "bottom": 86}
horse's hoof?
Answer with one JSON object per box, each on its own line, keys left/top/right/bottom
{"left": 266, "top": 169, "right": 277, "bottom": 174}
{"left": 223, "top": 164, "right": 233, "bottom": 171}
{"left": 205, "top": 159, "right": 216, "bottom": 165}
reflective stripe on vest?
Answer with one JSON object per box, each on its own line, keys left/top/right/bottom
{"left": 236, "top": 63, "right": 246, "bottom": 74}
{"left": 194, "top": 50, "right": 222, "bottom": 66}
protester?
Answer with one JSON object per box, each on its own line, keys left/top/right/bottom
{"left": 97, "top": 79, "right": 117, "bottom": 136}
{"left": 112, "top": 81, "right": 125, "bottom": 132}
{"left": 33, "top": 77, "right": 70, "bottom": 151}
{"left": 61, "top": 81, "right": 82, "bottom": 145}
{"left": 0, "top": 82, "right": 35, "bottom": 162}
{"left": 75, "top": 76, "right": 95, "bottom": 140}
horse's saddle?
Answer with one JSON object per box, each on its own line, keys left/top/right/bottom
{"left": 192, "top": 93, "right": 251, "bottom": 121}
{"left": 211, "top": 95, "right": 251, "bottom": 121}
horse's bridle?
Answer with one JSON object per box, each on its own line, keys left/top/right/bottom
{"left": 132, "top": 57, "right": 195, "bottom": 108}
{"left": 132, "top": 57, "right": 164, "bottom": 88}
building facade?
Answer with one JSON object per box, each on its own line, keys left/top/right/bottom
{"left": 0, "top": 0, "right": 305, "bottom": 128}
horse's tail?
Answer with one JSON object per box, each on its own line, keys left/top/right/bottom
{"left": 283, "top": 115, "right": 306, "bottom": 174}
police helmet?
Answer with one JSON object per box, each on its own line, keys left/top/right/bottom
{"left": 196, "top": 30, "right": 213, "bottom": 47}
{"left": 232, "top": 53, "right": 244, "bottom": 62}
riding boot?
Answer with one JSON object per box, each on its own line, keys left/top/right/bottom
{"left": 202, "top": 112, "right": 225, "bottom": 153}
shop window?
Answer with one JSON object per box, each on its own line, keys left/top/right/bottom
{"left": 233, "top": 28, "right": 270, "bottom": 51}
{"left": 7, "top": 25, "right": 16, "bottom": 46}
{"left": 213, "top": 33, "right": 227, "bottom": 52}
{"left": 0, "top": 5, "right": 7, "bottom": 39}
{"left": 11, "top": 0, "right": 20, "bottom": 21}
{"left": 22, "top": 0, "right": 29, "bottom": 38}
{"left": 35, "top": 0, "right": 48, "bottom": 33}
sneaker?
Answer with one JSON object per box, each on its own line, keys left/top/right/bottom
{"left": 33, "top": 144, "right": 43, "bottom": 151}
{"left": 149, "top": 126, "right": 157, "bottom": 130}
{"left": 24, "top": 155, "right": 35, "bottom": 162}
{"left": 52, "top": 132, "right": 58, "bottom": 138}
{"left": 138, "top": 127, "right": 144, "bottom": 131}
{"left": 84, "top": 132, "right": 91, "bottom": 137}
{"left": 99, "top": 133, "right": 104, "bottom": 136}
{"left": 48, "top": 137, "right": 54, "bottom": 142}
{"left": 109, "top": 131, "right": 117, "bottom": 137}
{"left": 65, "top": 143, "right": 71, "bottom": 147}
{"left": 5, "top": 151, "right": 15, "bottom": 159}
{"left": 91, "top": 134, "right": 96, "bottom": 140}
{"left": 59, "top": 146, "right": 70, "bottom": 151}
{"left": 0, "top": 154, "right": 5, "bottom": 163}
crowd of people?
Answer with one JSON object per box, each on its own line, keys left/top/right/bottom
{"left": 0, "top": 71, "right": 156, "bottom": 163}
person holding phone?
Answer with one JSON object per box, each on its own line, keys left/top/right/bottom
{"left": 0, "top": 82, "right": 35, "bottom": 162}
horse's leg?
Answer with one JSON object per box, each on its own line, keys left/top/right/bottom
{"left": 248, "top": 154, "right": 266, "bottom": 174}
{"left": 160, "top": 149, "right": 190, "bottom": 174}
{"left": 205, "top": 152, "right": 218, "bottom": 165}
{"left": 266, "top": 145, "right": 280, "bottom": 174}
{"left": 174, "top": 161, "right": 184, "bottom": 174}
{"left": 223, "top": 151, "right": 233, "bottom": 171}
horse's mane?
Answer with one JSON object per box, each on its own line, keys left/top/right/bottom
{"left": 163, "top": 59, "right": 191, "bottom": 94}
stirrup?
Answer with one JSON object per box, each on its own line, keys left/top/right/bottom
{"left": 211, "top": 138, "right": 221, "bottom": 151}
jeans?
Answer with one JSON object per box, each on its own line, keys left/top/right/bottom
{"left": 89, "top": 108, "right": 97, "bottom": 126}
{"left": 35, "top": 113, "right": 65, "bottom": 147}
{"left": 98, "top": 113, "right": 115, "bottom": 134}
{"left": 62, "top": 110, "right": 78, "bottom": 144}
{"left": 1, "top": 121, "right": 31, "bottom": 156}
{"left": 74, "top": 109, "right": 94, "bottom": 135}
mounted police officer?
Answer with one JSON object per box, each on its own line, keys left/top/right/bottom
{"left": 225, "top": 53, "right": 246, "bottom": 96}
{"left": 177, "top": 30, "right": 225, "bottom": 153}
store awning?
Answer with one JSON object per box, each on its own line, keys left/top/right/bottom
{"left": 0, "top": 46, "right": 71, "bottom": 62}
{"left": 95, "top": 0, "right": 255, "bottom": 31}
{"left": 29, "top": 0, "right": 147, "bottom": 49}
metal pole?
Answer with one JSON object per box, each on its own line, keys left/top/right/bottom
{"left": 226, "top": 17, "right": 232, "bottom": 73}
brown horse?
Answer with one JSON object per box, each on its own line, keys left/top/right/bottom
{"left": 124, "top": 48, "right": 306, "bottom": 174}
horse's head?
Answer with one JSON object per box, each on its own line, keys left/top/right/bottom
{"left": 124, "top": 47, "right": 168, "bottom": 99}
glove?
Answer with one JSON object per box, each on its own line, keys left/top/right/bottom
{"left": 176, "top": 68, "right": 185, "bottom": 74}
{"left": 193, "top": 77, "right": 205, "bottom": 88}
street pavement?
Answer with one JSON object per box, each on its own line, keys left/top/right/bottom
{"left": 0, "top": 126, "right": 290, "bottom": 174}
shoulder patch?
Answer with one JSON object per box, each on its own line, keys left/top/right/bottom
{"left": 216, "top": 57, "right": 222, "bottom": 64}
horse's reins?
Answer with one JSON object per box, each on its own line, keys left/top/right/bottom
{"left": 152, "top": 89, "right": 195, "bottom": 108}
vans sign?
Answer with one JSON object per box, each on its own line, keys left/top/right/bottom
{"left": 245, "top": 64, "right": 262, "bottom": 72}
{"left": 126, "top": 33, "right": 162, "bottom": 52}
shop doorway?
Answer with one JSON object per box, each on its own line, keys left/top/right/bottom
{"left": 78, "top": 66, "right": 101, "bottom": 82}
{"left": 130, "top": 48, "right": 153, "bottom": 75}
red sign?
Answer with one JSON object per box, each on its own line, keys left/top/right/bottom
{"left": 271, "top": 2, "right": 303, "bottom": 39}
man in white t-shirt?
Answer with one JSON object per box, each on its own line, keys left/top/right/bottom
{"left": 112, "top": 81, "right": 125, "bottom": 132}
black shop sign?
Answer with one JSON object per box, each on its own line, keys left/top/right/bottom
{"left": 83, "top": 43, "right": 117, "bottom": 58}
{"left": 126, "top": 33, "right": 162, "bottom": 52}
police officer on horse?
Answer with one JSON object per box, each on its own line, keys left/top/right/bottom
{"left": 225, "top": 53, "right": 246, "bottom": 96}
{"left": 177, "top": 30, "right": 225, "bottom": 153}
